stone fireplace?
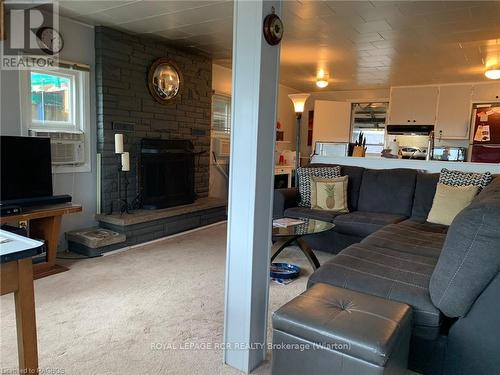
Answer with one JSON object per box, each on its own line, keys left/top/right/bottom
{"left": 95, "top": 26, "right": 212, "bottom": 213}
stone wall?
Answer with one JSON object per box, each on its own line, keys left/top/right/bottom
{"left": 95, "top": 26, "right": 212, "bottom": 213}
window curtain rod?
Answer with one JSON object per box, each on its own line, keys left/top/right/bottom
{"left": 18, "top": 53, "right": 91, "bottom": 72}
{"left": 57, "top": 60, "right": 90, "bottom": 72}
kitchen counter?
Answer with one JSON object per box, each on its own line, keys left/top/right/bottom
{"left": 311, "top": 155, "right": 500, "bottom": 174}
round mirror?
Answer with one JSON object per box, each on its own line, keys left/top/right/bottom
{"left": 147, "top": 58, "right": 181, "bottom": 103}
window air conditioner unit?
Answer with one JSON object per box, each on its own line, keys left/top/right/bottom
{"left": 30, "top": 131, "right": 85, "bottom": 165}
{"left": 213, "top": 136, "right": 230, "bottom": 157}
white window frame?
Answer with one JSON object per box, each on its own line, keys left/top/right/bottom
{"left": 211, "top": 93, "right": 232, "bottom": 135}
{"left": 20, "top": 65, "right": 91, "bottom": 173}
{"left": 350, "top": 101, "right": 388, "bottom": 155}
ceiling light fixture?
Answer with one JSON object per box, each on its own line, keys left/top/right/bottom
{"left": 316, "top": 78, "right": 329, "bottom": 88}
{"left": 485, "top": 65, "right": 500, "bottom": 80}
{"left": 316, "top": 69, "right": 329, "bottom": 88}
{"left": 485, "top": 39, "right": 500, "bottom": 80}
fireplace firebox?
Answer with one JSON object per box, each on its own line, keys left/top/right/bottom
{"left": 140, "top": 139, "right": 196, "bottom": 209}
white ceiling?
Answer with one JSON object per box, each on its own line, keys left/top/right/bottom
{"left": 58, "top": 1, "right": 500, "bottom": 92}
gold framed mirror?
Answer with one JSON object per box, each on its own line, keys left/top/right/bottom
{"left": 147, "top": 58, "right": 181, "bottom": 104}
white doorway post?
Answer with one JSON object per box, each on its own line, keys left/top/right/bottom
{"left": 223, "top": 0, "right": 282, "bottom": 373}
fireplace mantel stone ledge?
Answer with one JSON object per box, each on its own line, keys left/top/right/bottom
{"left": 91, "top": 197, "right": 227, "bottom": 251}
{"left": 96, "top": 197, "right": 226, "bottom": 226}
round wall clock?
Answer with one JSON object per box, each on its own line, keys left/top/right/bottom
{"left": 147, "top": 58, "right": 182, "bottom": 104}
{"left": 36, "top": 27, "right": 64, "bottom": 55}
{"left": 263, "top": 13, "right": 284, "bottom": 46}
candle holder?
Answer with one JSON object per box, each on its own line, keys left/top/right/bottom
{"left": 108, "top": 133, "right": 131, "bottom": 215}
{"left": 117, "top": 167, "right": 130, "bottom": 215}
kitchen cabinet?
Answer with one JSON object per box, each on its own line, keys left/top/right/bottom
{"left": 388, "top": 86, "right": 439, "bottom": 125}
{"left": 435, "top": 84, "right": 473, "bottom": 139}
{"left": 312, "top": 100, "right": 351, "bottom": 144}
{"left": 471, "top": 83, "right": 500, "bottom": 102}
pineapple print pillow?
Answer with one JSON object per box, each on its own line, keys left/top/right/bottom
{"left": 310, "top": 176, "right": 349, "bottom": 212}
{"left": 297, "top": 166, "right": 341, "bottom": 207}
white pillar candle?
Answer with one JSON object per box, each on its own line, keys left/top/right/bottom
{"left": 121, "top": 152, "right": 130, "bottom": 171}
{"left": 115, "top": 134, "right": 124, "bottom": 154}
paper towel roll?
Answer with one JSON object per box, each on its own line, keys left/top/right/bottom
{"left": 388, "top": 139, "right": 399, "bottom": 156}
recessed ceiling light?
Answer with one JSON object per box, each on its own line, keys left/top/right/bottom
{"left": 485, "top": 66, "right": 500, "bottom": 80}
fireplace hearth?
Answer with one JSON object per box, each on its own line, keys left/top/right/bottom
{"left": 140, "top": 139, "right": 196, "bottom": 209}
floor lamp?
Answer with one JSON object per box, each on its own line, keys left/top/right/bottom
{"left": 288, "top": 93, "right": 310, "bottom": 186}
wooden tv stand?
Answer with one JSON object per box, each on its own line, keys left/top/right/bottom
{"left": 0, "top": 203, "right": 82, "bottom": 279}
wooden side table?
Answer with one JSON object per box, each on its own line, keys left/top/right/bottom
{"left": 1, "top": 230, "right": 44, "bottom": 373}
{"left": 0, "top": 204, "right": 82, "bottom": 279}
{"left": 275, "top": 166, "right": 293, "bottom": 188}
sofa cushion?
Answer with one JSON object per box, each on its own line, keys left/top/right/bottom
{"left": 333, "top": 211, "right": 407, "bottom": 237}
{"left": 430, "top": 177, "right": 500, "bottom": 318}
{"left": 357, "top": 168, "right": 417, "bottom": 217}
{"left": 298, "top": 230, "right": 363, "bottom": 254}
{"left": 398, "top": 219, "right": 448, "bottom": 234}
{"left": 273, "top": 188, "right": 300, "bottom": 219}
{"left": 361, "top": 223, "right": 445, "bottom": 260}
{"left": 309, "top": 243, "right": 442, "bottom": 331}
{"left": 411, "top": 172, "right": 439, "bottom": 220}
{"left": 284, "top": 206, "right": 342, "bottom": 223}
{"left": 309, "top": 164, "right": 365, "bottom": 211}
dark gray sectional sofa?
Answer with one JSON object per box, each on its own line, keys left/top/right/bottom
{"left": 273, "top": 164, "right": 500, "bottom": 374}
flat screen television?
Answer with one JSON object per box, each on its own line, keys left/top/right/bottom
{"left": 1, "top": 136, "right": 53, "bottom": 204}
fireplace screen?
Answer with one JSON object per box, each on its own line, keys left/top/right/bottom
{"left": 140, "top": 139, "right": 195, "bottom": 209}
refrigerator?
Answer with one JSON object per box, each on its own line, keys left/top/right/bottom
{"left": 470, "top": 104, "right": 500, "bottom": 163}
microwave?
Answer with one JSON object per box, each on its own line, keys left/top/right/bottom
{"left": 314, "top": 142, "right": 349, "bottom": 157}
{"left": 214, "top": 137, "right": 231, "bottom": 157}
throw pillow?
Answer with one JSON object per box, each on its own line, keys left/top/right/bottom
{"left": 439, "top": 168, "right": 492, "bottom": 190}
{"left": 297, "top": 166, "right": 341, "bottom": 207}
{"left": 310, "top": 176, "right": 349, "bottom": 212}
{"left": 427, "top": 183, "right": 480, "bottom": 226}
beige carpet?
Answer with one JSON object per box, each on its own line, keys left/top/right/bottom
{"left": 0, "top": 222, "right": 333, "bottom": 375}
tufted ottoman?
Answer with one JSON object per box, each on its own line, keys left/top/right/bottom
{"left": 272, "top": 283, "right": 412, "bottom": 375}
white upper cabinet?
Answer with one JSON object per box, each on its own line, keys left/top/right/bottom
{"left": 435, "top": 84, "right": 473, "bottom": 139}
{"left": 388, "top": 86, "right": 439, "bottom": 125}
{"left": 471, "top": 83, "right": 500, "bottom": 102}
{"left": 387, "top": 87, "right": 415, "bottom": 125}
{"left": 313, "top": 100, "right": 352, "bottom": 144}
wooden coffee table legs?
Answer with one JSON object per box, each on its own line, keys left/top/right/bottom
{"left": 1, "top": 257, "right": 39, "bottom": 373}
{"left": 271, "top": 236, "right": 321, "bottom": 270}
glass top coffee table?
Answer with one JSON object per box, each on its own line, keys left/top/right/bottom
{"left": 272, "top": 218, "right": 335, "bottom": 271}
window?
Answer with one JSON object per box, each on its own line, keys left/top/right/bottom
{"left": 351, "top": 102, "right": 388, "bottom": 155}
{"left": 21, "top": 65, "right": 91, "bottom": 172}
{"left": 212, "top": 94, "right": 231, "bottom": 134}
{"left": 31, "top": 72, "right": 73, "bottom": 124}
{"left": 23, "top": 66, "right": 88, "bottom": 132}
